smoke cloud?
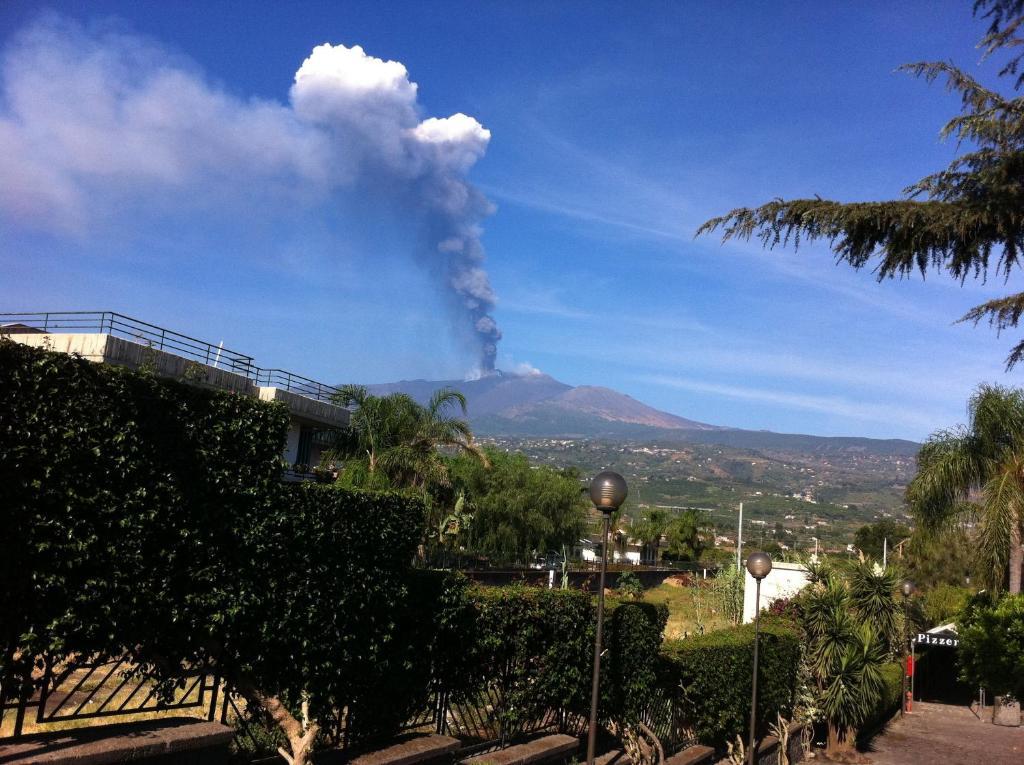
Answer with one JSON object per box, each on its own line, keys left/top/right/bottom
{"left": 0, "top": 17, "right": 501, "bottom": 370}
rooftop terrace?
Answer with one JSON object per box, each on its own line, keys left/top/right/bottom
{"left": 0, "top": 311, "right": 340, "bottom": 403}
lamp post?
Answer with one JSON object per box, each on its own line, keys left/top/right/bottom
{"left": 746, "top": 552, "right": 772, "bottom": 765}
{"left": 586, "top": 470, "right": 628, "bottom": 765}
{"left": 900, "top": 579, "right": 915, "bottom": 716}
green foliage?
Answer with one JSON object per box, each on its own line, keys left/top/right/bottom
{"left": 797, "top": 566, "right": 894, "bottom": 752}
{"left": 710, "top": 565, "right": 745, "bottom": 626}
{"left": 0, "top": 340, "right": 436, "bottom": 759}
{"left": 605, "top": 601, "right": 669, "bottom": 724}
{"left": 466, "top": 587, "right": 666, "bottom": 728}
{"left": 847, "top": 561, "right": 902, "bottom": 656}
{"left": 616, "top": 570, "right": 644, "bottom": 600}
{"left": 958, "top": 593, "right": 1024, "bottom": 698}
{"left": 853, "top": 520, "right": 911, "bottom": 561}
{"left": 628, "top": 508, "right": 670, "bottom": 563}
{"left": 920, "top": 584, "right": 972, "bottom": 627}
{"left": 238, "top": 485, "right": 427, "bottom": 743}
{"left": 444, "top": 448, "right": 587, "bottom": 562}
{"left": 330, "top": 384, "right": 485, "bottom": 490}
{"left": 857, "top": 662, "right": 904, "bottom": 741}
{"left": 659, "top": 622, "right": 802, "bottom": 748}
{"left": 698, "top": 2, "right": 1024, "bottom": 369}
{"left": 0, "top": 338, "right": 288, "bottom": 696}
{"left": 907, "top": 384, "right": 1024, "bottom": 593}
{"left": 663, "top": 509, "right": 709, "bottom": 562}
{"left": 904, "top": 526, "right": 980, "bottom": 589}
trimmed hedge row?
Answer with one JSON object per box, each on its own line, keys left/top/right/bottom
{"left": 0, "top": 340, "right": 430, "bottom": 753}
{"left": 659, "top": 622, "right": 802, "bottom": 748}
{"left": 858, "top": 661, "right": 903, "bottom": 740}
{"left": 1, "top": 338, "right": 290, "bottom": 694}
{"left": 2, "top": 341, "right": 809, "bottom": 757}
{"left": 406, "top": 580, "right": 670, "bottom": 732}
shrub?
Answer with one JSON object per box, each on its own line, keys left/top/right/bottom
{"left": 465, "top": 588, "right": 666, "bottom": 728}
{"left": 616, "top": 570, "right": 644, "bottom": 600}
{"left": 0, "top": 338, "right": 289, "bottom": 701}
{"left": 0, "top": 340, "right": 696, "bottom": 758}
{"left": 920, "top": 584, "right": 971, "bottom": 628}
{"left": 0, "top": 340, "right": 431, "bottom": 765}
{"left": 605, "top": 600, "right": 669, "bottom": 723}
{"left": 659, "top": 622, "right": 802, "bottom": 749}
{"left": 958, "top": 593, "right": 1024, "bottom": 699}
{"left": 858, "top": 661, "right": 903, "bottom": 740}
{"left": 710, "top": 566, "right": 744, "bottom": 625}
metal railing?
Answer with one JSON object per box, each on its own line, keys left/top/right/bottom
{"left": 0, "top": 311, "right": 341, "bottom": 403}
{"left": 255, "top": 368, "right": 339, "bottom": 402}
{"left": 0, "top": 654, "right": 224, "bottom": 739}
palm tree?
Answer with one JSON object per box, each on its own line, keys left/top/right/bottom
{"left": 628, "top": 508, "right": 670, "bottom": 564}
{"left": 331, "top": 385, "right": 487, "bottom": 489}
{"left": 663, "top": 509, "right": 709, "bottom": 562}
{"left": 907, "top": 384, "right": 1024, "bottom": 594}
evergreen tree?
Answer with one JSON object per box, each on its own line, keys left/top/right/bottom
{"left": 853, "top": 519, "right": 912, "bottom": 561}
{"left": 698, "top": 1, "right": 1024, "bottom": 368}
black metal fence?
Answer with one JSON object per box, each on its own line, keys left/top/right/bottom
{"left": 0, "top": 311, "right": 341, "bottom": 403}
{"left": 0, "top": 654, "right": 224, "bottom": 739}
{"left": 1, "top": 653, "right": 692, "bottom": 762}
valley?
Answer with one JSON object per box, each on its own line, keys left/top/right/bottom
{"left": 480, "top": 435, "right": 915, "bottom": 553}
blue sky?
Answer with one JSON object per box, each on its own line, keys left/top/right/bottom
{"left": 1, "top": 1, "right": 1018, "bottom": 441}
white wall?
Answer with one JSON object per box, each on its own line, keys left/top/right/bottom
{"left": 283, "top": 422, "right": 301, "bottom": 465}
{"left": 743, "top": 561, "right": 810, "bottom": 623}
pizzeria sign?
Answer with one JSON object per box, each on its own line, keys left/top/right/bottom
{"left": 914, "top": 632, "right": 959, "bottom": 647}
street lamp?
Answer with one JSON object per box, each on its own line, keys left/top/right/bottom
{"left": 746, "top": 552, "right": 772, "bottom": 765}
{"left": 900, "top": 579, "right": 915, "bottom": 716}
{"left": 586, "top": 470, "right": 628, "bottom": 765}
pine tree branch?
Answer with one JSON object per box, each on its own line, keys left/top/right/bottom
{"left": 696, "top": 198, "right": 1024, "bottom": 279}
{"left": 960, "top": 292, "right": 1024, "bottom": 368}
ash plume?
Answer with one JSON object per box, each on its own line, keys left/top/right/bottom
{"left": 0, "top": 18, "right": 501, "bottom": 371}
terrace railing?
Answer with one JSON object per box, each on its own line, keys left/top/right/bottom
{"left": 0, "top": 311, "right": 342, "bottom": 403}
{"left": 255, "top": 368, "right": 340, "bottom": 403}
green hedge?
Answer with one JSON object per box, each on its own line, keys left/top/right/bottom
{"left": 659, "top": 622, "right": 802, "bottom": 749}
{"left": 605, "top": 600, "right": 669, "bottom": 723}
{"left": 461, "top": 586, "right": 668, "bottom": 729}
{"left": 0, "top": 340, "right": 429, "bottom": 752}
{"left": 229, "top": 484, "right": 426, "bottom": 743}
{"left": 858, "top": 661, "right": 903, "bottom": 742}
{"left": 0, "top": 338, "right": 289, "bottom": 694}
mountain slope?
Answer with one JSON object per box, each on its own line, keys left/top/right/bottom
{"left": 362, "top": 371, "right": 919, "bottom": 456}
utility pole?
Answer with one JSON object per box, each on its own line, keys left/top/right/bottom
{"left": 736, "top": 502, "right": 744, "bottom": 571}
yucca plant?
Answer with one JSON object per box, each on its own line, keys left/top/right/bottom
{"left": 847, "top": 561, "right": 902, "bottom": 657}
{"left": 801, "top": 577, "right": 887, "bottom": 757}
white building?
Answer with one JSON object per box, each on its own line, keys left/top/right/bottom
{"left": 742, "top": 560, "right": 811, "bottom": 623}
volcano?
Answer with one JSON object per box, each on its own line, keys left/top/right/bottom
{"left": 362, "top": 371, "right": 918, "bottom": 455}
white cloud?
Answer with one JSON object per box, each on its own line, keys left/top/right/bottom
{"left": 0, "top": 15, "right": 501, "bottom": 369}
{"left": 638, "top": 374, "right": 939, "bottom": 433}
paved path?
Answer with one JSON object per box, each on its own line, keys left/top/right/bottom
{"left": 864, "top": 701, "right": 1023, "bottom": 764}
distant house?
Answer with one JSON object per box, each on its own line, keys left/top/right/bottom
{"left": 1, "top": 311, "right": 349, "bottom": 474}
{"left": 578, "top": 526, "right": 659, "bottom": 565}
